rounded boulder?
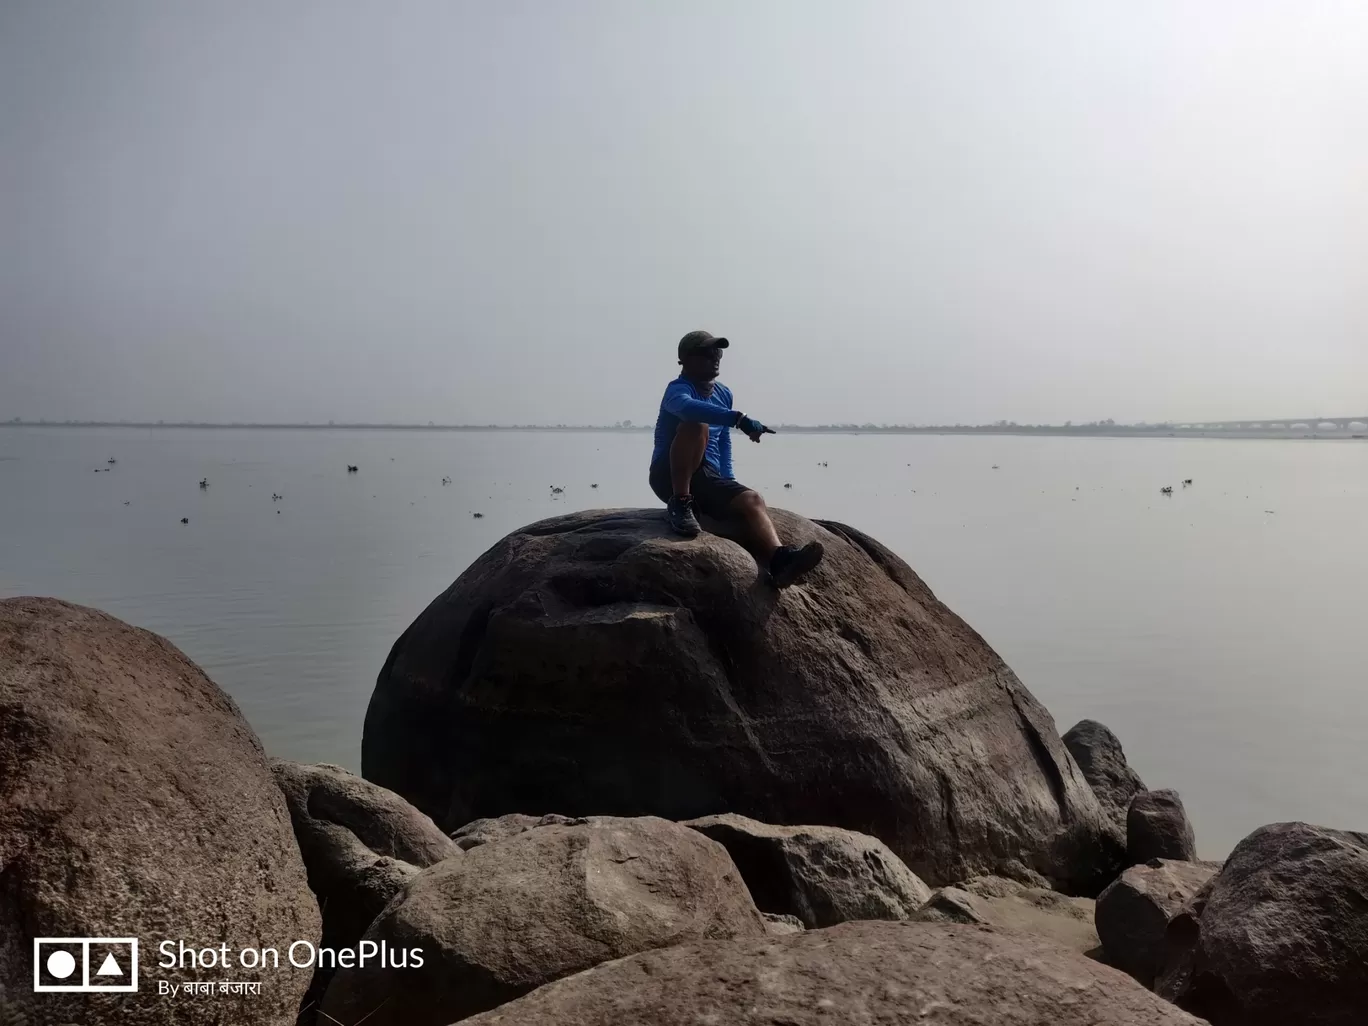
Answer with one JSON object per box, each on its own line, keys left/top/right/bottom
{"left": 1128, "top": 789, "right": 1198, "bottom": 863}
{"left": 319, "top": 815, "right": 766, "bottom": 1026}
{"left": 0, "top": 597, "right": 319, "bottom": 1026}
{"left": 362, "top": 509, "right": 1121, "bottom": 892}
{"left": 1063, "top": 718, "right": 1147, "bottom": 836}
{"left": 1157, "top": 821, "right": 1368, "bottom": 1025}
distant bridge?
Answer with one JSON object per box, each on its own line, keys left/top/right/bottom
{"left": 1172, "top": 417, "right": 1368, "bottom": 432}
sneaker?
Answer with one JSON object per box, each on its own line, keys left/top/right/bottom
{"left": 665, "top": 494, "right": 702, "bottom": 537}
{"left": 769, "top": 541, "right": 824, "bottom": 588}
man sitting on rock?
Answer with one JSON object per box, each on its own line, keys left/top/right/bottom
{"left": 649, "top": 330, "right": 824, "bottom": 588}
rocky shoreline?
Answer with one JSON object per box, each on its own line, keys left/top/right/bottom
{"left": 2, "top": 508, "right": 1364, "bottom": 1025}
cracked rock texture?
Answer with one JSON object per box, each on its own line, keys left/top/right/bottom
{"left": 362, "top": 508, "right": 1122, "bottom": 893}
{"left": 461, "top": 920, "right": 1209, "bottom": 1026}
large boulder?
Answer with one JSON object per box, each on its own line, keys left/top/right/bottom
{"left": 362, "top": 509, "right": 1122, "bottom": 892}
{"left": 913, "top": 875, "right": 1101, "bottom": 955}
{"left": 683, "top": 812, "right": 931, "bottom": 927}
{"left": 272, "top": 761, "right": 461, "bottom": 1022}
{"left": 461, "top": 920, "right": 1209, "bottom": 1026}
{"left": 1096, "top": 858, "right": 1220, "bottom": 986}
{"left": 1063, "top": 718, "right": 1147, "bottom": 834}
{"left": 1128, "top": 789, "right": 1198, "bottom": 863}
{"left": 319, "top": 816, "right": 766, "bottom": 1026}
{"left": 0, "top": 597, "right": 319, "bottom": 1026}
{"left": 1156, "top": 821, "right": 1368, "bottom": 1025}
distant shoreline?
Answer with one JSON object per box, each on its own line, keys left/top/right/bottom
{"left": 2, "top": 421, "right": 1366, "bottom": 441}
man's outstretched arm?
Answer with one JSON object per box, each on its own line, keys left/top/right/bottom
{"left": 662, "top": 382, "right": 746, "bottom": 426}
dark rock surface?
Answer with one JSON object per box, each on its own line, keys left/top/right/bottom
{"left": 272, "top": 761, "right": 460, "bottom": 1023}
{"left": 1128, "top": 789, "right": 1198, "bottom": 863}
{"left": 1063, "top": 718, "right": 1147, "bottom": 835}
{"left": 1157, "top": 821, "right": 1368, "bottom": 1025}
{"left": 1154, "top": 877, "right": 1219, "bottom": 1012}
{"left": 683, "top": 812, "right": 931, "bottom": 927}
{"left": 319, "top": 815, "right": 766, "bottom": 1026}
{"left": 362, "top": 508, "right": 1122, "bottom": 892}
{"left": 1096, "top": 858, "right": 1220, "bottom": 986}
{"left": 0, "top": 597, "right": 319, "bottom": 1026}
{"left": 461, "top": 920, "right": 1210, "bottom": 1026}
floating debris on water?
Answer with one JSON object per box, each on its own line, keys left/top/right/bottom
{"left": 180, "top": 517, "right": 189, "bottom": 524}
{"left": 199, "top": 478, "right": 208, "bottom": 488}
{"left": 472, "top": 512, "right": 484, "bottom": 518}
{"left": 347, "top": 465, "right": 358, "bottom": 473}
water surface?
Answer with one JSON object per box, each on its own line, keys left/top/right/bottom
{"left": 2, "top": 426, "right": 1364, "bottom": 857}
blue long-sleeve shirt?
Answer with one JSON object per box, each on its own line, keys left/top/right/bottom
{"left": 651, "top": 376, "right": 738, "bottom": 478}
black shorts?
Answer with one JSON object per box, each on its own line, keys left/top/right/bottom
{"left": 649, "top": 460, "right": 751, "bottom": 519}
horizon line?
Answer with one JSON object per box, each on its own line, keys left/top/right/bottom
{"left": 3, "top": 417, "right": 1367, "bottom": 432}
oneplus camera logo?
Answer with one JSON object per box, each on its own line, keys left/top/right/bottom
{"left": 33, "top": 938, "right": 139, "bottom": 992}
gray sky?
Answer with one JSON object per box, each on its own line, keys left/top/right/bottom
{"left": 3, "top": 1, "right": 1365, "bottom": 426}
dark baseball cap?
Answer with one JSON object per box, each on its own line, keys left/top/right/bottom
{"left": 678, "top": 330, "right": 730, "bottom": 360}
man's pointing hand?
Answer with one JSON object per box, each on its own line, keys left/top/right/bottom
{"left": 736, "top": 414, "right": 776, "bottom": 443}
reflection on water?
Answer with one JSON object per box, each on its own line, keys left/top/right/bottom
{"left": 1, "top": 426, "right": 1365, "bottom": 856}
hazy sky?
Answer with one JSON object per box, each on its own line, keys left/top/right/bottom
{"left": 3, "top": 1, "right": 1366, "bottom": 425}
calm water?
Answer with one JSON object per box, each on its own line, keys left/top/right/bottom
{"left": 2, "top": 426, "right": 1364, "bottom": 857}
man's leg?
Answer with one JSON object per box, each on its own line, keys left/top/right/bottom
{"left": 662, "top": 422, "right": 708, "bottom": 537}
{"left": 670, "top": 422, "right": 709, "bottom": 496}
{"left": 727, "top": 489, "right": 825, "bottom": 588}
{"left": 728, "top": 489, "right": 782, "bottom": 563}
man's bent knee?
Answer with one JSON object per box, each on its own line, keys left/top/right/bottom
{"left": 732, "top": 489, "right": 766, "bottom": 513}
{"left": 674, "top": 422, "right": 709, "bottom": 443}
